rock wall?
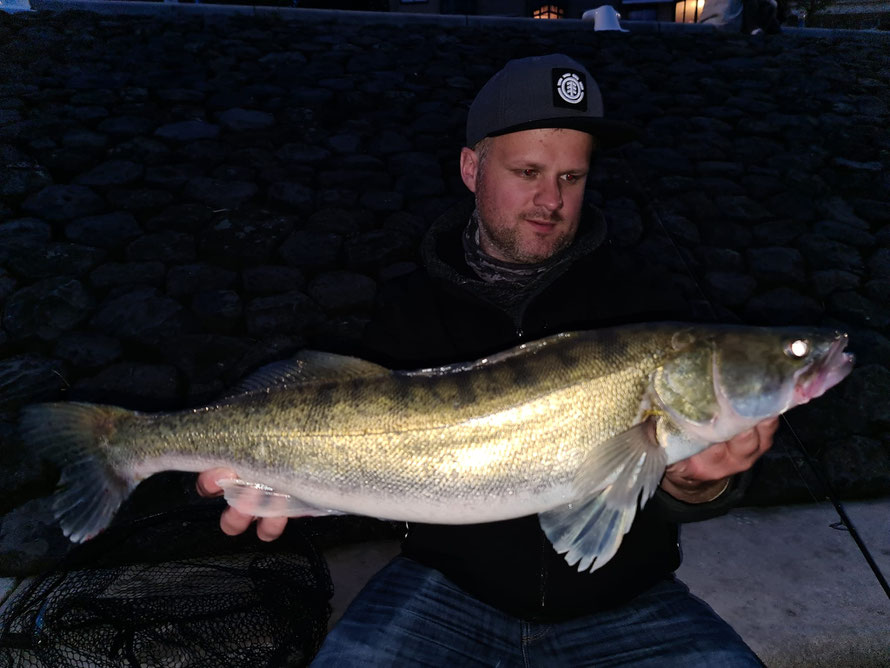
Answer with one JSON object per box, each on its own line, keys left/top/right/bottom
{"left": 0, "top": 9, "right": 888, "bottom": 571}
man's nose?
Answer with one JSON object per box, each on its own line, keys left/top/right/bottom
{"left": 534, "top": 177, "right": 562, "bottom": 211}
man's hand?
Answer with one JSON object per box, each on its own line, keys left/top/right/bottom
{"left": 660, "top": 417, "right": 779, "bottom": 504}
{"left": 196, "top": 467, "right": 289, "bottom": 542}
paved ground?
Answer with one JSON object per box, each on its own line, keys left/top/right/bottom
{"left": 321, "top": 500, "right": 890, "bottom": 667}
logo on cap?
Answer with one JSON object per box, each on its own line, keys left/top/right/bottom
{"left": 552, "top": 69, "right": 587, "bottom": 111}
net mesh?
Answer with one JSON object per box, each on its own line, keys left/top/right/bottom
{"left": 0, "top": 501, "right": 334, "bottom": 668}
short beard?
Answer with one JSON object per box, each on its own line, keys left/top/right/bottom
{"left": 475, "top": 180, "right": 573, "bottom": 264}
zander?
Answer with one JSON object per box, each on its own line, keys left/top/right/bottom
{"left": 19, "top": 323, "right": 853, "bottom": 572}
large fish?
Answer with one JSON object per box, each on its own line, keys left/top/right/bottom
{"left": 19, "top": 323, "right": 853, "bottom": 572}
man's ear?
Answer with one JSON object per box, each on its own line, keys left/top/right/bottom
{"left": 459, "top": 147, "right": 479, "bottom": 193}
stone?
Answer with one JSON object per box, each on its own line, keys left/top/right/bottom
{"left": 2, "top": 277, "right": 93, "bottom": 342}
{"left": 200, "top": 215, "right": 294, "bottom": 267}
{"left": 0, "top": 218, "right": 51, "bottom": 263}
{"left": 747, "top": 247, "right": 805, "bottom": 286}
{"left": 750, "top": 220, "right": 807, "bottom": 246}
{"left": 144, "top": 163, "right": 203, "bottom": 190}
{"left": 245, "top": 291, "right": 322, "bottom": 338}
{"left": 218, "top": 108, "right": 275, "bottom": 131}
{"left": 106, "top": 188, "right": 174, "bottom": 212}
{"left": 279, "top": 230, "right": 342, "bottom": 270}
{"left": 695, "top": 247, "right": 743, "bottom": 272}
{"left": 327, "top": 133, "right": 361, "bottom": 154}
{"left": 162, "top": 334, "right": 250, "bottom": 386}
{"left": 267, "top": 181, "right": 314, "bottom": 212}
{"left": 395, "top": 173, "right": 447, "bottom": 198}
{"left": 75, "top": 160, "right": 144, "bottom": 187}
{"left": 242, "top": 265, "right": 306, "bottom": 295}
{"left": 89, "top": 261, "right": 166, "bottom": 289}
{"left": 853, "top": 199, "right": 890, "bottom": 225}
{"left": 868, "top": 248, "right": 890, "bottom": 279}
{"left": 817, "top": 196, "right": 870, "bottom": 228}
{"left": 0, "top": 162, "right": 53, "bottom": 199}
{"left": 62, "top": 128, "right": 109, "bottom": 150}
{"left": 828, "top": 291, "right": 890, "bottom": 330}
{"left": 796, "top": 234, "right": 863, "bottom": 275}
{"left": 812, "top": 220, "right": 875, "bottom": 248}
{"left": 0, "top": 354, "right": 67, "bottom": 420}
{"left": 744, "top": 287, "right": 822, "bottom": 325}
{"left": 91, "top": 288, "right": 194, "bottom": 346}
{"left": 714, "top": 195, "right": 771, "bottom": 222}
{"left": 146, "top": 203, "right": 213, "bottom": 233}
{"left": 192, "top": 290, "right": 243, "bottom": 333}
{"left": 275, "top": 143, "right": 330, "bottom": 164}
{"left": 6, "top": 243, "right": 106, "bottom": 280}
{"left": 109, "top": 136, "right": 171, "bottom": 166}
{"left": 21, "top": 185, "right": 105, "bottom": 222}
{"left": 307, "top": 271, "right": 377, "bottom": 314}
{"left": 388, "top": 152, "right": 440, "bottom": 177}
{"left": 73, "top": 362, "right": 181, "bottom": 409}
{"left": 811, "top": 270, "right": 860, "bottom": 298}
{"left": 166, "top": 263, "right": 238, "bottom": 299}
{"left": 865, "top": 280, "right": 890, "bottom": 306}
{"left": 703, "top": 272, "right": 757, "bottom": 306}
{"left": 360, "top": 190, "right": 403, "bottom": 212}
{"left": 344, "top": 230, "right": 415, "bottom": 271}
{"left": 154, "top": 120, "right": 220, "bottom": 142}
{"left": 54, "top": 332, "right": 123, "bottom": 369}
{"left": 182, "top": 177, "right": 256, "bottom": 210}
{"left": 65, "top": 212, "right": 142, "bottom": 249}
{"left": 127, "top": 231, "right": 196, "bottom": 264}
{"left": 98, "top": 115, "right": 155, "bottom": 137}
{"left": 661, "top": 215, "right": 699, "bottom": 246}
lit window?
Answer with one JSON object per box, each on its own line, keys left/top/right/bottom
{"left": 675, "top": 0, "right": 705, "bottom": 22}
{"left": 533, "top": 4, "right": 565, "bottom": 19}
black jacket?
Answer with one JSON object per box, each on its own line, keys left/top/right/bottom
{"left": 361, "top": 200, "right": 745, "bottom": 621}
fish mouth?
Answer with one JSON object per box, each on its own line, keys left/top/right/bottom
{"left": 794, "top": 332, "right": 854, "bottom": 404}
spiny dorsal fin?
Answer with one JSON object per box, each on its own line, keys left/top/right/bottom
{"left": 228, "top": 351, "right": 390, "bottom": 396}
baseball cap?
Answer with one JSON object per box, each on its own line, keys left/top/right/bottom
{"left": 466, "top": 53, "right": 639, "bottom": 149}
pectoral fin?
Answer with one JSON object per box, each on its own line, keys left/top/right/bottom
{"left": 217, "top": 478, "right": 344, "bottom": 518}
{"left": 539, "top": 420, "right": 667, "bottom": 572}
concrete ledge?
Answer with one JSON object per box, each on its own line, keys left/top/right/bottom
{"left": 25, "top": 0, "right": 888, "bottom": 40}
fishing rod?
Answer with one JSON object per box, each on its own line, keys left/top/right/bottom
{"left": 617, "top": 146, "right": 890, "bottom": 601}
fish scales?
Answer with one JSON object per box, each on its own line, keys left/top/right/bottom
{"left": 121, "top": 331, "right": 660, "bottom": 504}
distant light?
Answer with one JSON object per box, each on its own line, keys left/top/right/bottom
{"left": 533, "top": 4, "right": 565, "bottom": 19}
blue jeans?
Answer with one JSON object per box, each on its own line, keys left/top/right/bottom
{"left": 312, "top": 556, "right": 762, "bottom": 667}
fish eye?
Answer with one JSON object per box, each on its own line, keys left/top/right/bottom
{"left": 785, "top": 339, "right": 809, "bottom": 358}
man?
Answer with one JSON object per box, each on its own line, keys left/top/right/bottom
{"left": 199, "top": 54, "right": 776, "bottom": 665}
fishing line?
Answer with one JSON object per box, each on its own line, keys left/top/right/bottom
{"left": 615, "top": 146, "right": 890, "bottom": 601}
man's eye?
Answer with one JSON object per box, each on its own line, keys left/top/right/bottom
{"left": 562, "top": 173, "right": 578, "bottom": 183}
{"left": 520, "top": 169, "right": 536, "bottom": 178}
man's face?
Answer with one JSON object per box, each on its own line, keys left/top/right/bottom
{"left": 460, "top": 128, "right": 594, "bottom": 264}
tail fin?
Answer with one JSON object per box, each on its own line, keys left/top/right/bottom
{"left": 19, "top": 402, "right": 136, "bottom": 543}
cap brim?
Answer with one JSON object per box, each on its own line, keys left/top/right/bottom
{"left": 487, "top": 117, "right": 639, "bottom": 149}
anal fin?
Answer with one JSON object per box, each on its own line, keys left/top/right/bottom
{"left": 217, "top": 478, "right": 344, "bottom": 518}
{"left": 539, "top": 420, "right": 667, "bottom": 572}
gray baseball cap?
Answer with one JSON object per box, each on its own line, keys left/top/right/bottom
{"left": 466, "top": 53, "right": 639, "bottom": 149}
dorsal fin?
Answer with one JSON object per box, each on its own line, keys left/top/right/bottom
{"left": 401, "top": 332, "right": 579, "bottom": 378}
{"left": 227, "top": 351, "right": 390, "bottom": 396}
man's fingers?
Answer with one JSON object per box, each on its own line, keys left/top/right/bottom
{"left": 219, "top": 506, "right": 255, "bottom": 536}
{"left": 197, "top": 467, "right": 237, "bottom": 497}
{"left": 257, "top": 516, "right": 289, "bottom": 542}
